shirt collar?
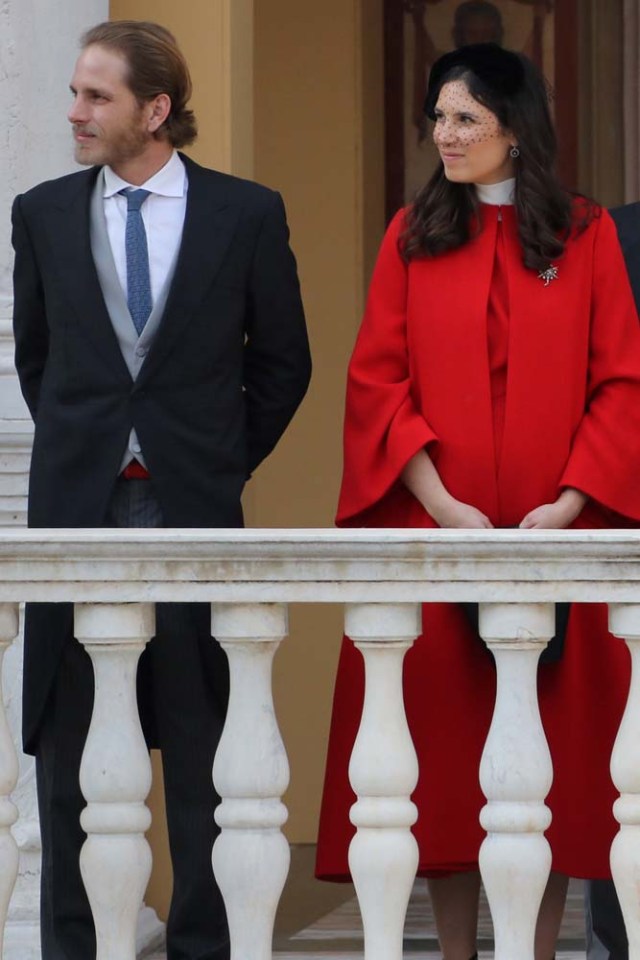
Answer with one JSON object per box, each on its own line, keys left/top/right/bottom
{"left": 103, "top": 150, "right": 187, "bottom": 198}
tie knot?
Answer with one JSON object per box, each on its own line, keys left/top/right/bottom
{"left": 120, "top": 188, "right": 151, "bottom": 211}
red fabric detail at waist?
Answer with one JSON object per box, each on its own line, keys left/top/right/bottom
{"left": 121, "top": 460, "right": 150, "bottom": 480}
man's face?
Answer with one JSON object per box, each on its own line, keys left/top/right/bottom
{"left": 68, "top": 44, "right": 152, "bottom": 169}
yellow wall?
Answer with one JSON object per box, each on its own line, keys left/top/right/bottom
{"left": 110, "top": 0, "right": 254, "bottom": 177}
{"left": 252, "top": 0, "right": 384, "bottom": 845}
{"left": 109, "top": 0, "right": 384, "bottom": 919}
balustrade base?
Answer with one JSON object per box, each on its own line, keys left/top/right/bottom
{"left": 135, "top": 905, "right": 166, "bottom": 956}
{"left": 2, "top": 902, "right": 164, "bottom": 959}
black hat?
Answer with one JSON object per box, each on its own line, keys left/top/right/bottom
{"left": 423, "top": 43, "right": 525, "bottom": 119}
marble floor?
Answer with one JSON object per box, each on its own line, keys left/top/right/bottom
{"left": 143, "top": 845, "right": 590, "bottom": 959}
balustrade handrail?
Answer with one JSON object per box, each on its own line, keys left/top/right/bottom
{"left": 1, "top": 528, "right": 640, "bottom": 960}
{"left": 0, "top": 527, "right": 637, "bottom": 601}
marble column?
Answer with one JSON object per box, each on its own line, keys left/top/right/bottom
{"left": 0, "top": 2, "right": 161, "bottom": 956}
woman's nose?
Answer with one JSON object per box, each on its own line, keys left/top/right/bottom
{"left": 433, "top": 121, "right": 453, "bottom": 144}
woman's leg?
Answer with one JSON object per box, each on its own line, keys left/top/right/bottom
{"left": 427, "top": 870, "right": 481, "bottom": 960}
{"left": 535, "top": 870, "right": 569, "bottom": 960}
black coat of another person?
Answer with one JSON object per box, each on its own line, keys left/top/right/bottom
{"left": 611, "top": 201, "right": 640, "bottom": 311}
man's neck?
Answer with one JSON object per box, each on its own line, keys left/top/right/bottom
{"left": 110, "top": 142, "right": 175, "bottom": 186}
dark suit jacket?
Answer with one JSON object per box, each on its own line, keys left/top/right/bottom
{"left": 611, "top": 201, "right": 640, "bottom": 312}
{"left": 12, "top": 154, "right": 311, "bottom": 751}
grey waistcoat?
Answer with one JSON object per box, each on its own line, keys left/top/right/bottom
{"left": 89, "top": 171, "right": 181, "bottom": 470}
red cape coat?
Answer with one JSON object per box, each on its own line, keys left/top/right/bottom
{"left": 316, "top": 203, "right": 640, "bottom": 880}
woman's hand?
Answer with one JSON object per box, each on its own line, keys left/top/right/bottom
{"left": 401, "top": 449, "right": 493, "bottom": 528}
{"left": 429, "top": 495, "right": 494, "bottom": 529}
{"left": 520, "top": 488, "right": 587, "bottom": 529}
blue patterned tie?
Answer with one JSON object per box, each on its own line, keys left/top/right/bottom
{"left": 120, "top": 188, "right": 152, "bottom": 335}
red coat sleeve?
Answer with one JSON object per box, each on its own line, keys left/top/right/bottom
{"left": 336, "top": 211, "right": 437, "bottom": 526}
{"left": 560, "top": 209, "right": 640, "bottom": 520}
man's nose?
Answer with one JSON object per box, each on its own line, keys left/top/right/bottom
{"left": 68, "top": 96, "right": 86, "bottom": 124}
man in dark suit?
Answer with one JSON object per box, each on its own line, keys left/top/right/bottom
{"left": 583, "top": 201, "right": 640, "bottom": 960}
{"left": 12, "top": 19, "right": 310, "bottom": 960}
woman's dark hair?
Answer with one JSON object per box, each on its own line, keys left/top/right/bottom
{"left": 81, "top": 20, "right": 197, "bottom": 148}
{"left": 401, "top": 45, "right": 594, "bottom": 272}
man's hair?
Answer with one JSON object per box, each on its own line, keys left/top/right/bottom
{"left": 81, "top": 20, "right": 197, "bottom": 148}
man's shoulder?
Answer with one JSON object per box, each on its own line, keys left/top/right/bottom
{"left": 609, "top": 201, "right": 640, "bottom": 238}
{"left": 181, "top": 155, "right": 281, "bottom": 211}
{"left": 16, "top": 167, "right": 98, "bottom": 214}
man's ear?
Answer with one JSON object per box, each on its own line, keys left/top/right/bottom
{"left": 147, "top": 93, "right": 171, "bottom": 133}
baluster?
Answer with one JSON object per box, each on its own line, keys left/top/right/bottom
{"left": 74, "top": 603, "right": 154, "bottom": 960}
{"left": 608, "top": 603, "right": 640, "bottom": 959}
{"left": 345, "top": 602, "right": 421, "bottom": 960}
{"left": 478, "top": 602, "right": 555, "bottom": 960}
{"left": 0, "top": 605, "right": 19, "bottom": 957}
{"left": 211, "top": 602, "right": 290, "bottom": 960}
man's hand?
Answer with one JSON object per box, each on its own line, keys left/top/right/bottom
{"left": 520, "top": 488, "right": 587, "bottom": 529}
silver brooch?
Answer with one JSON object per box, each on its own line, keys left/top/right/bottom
{"left": 538, "top": 264, "right": 559, "bottom": 286}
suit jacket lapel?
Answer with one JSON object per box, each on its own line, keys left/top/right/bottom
{"left": 138, "top": 157, "right": 241, "bottom": 380}
{"left": 48, "top": 169, "right": 131, "bottom": 383}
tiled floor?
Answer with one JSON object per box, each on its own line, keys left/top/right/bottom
{"left": 143, "top": 845, "right": 589, "bottom": 959}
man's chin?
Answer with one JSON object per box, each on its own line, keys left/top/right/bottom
{"left": 73, "top": 143, "right": 100, "bottom": 166}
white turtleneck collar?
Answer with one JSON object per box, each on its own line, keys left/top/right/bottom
{"left": 475, "top": 178, "right": 516, "bottom": 205}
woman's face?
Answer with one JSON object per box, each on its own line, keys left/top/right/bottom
{"left": 432, "top": 79, "right": 516, "bottom": 185}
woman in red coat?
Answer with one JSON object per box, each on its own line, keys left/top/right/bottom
{"left": 316, "top": 43, "right": 640, "bottom": 960}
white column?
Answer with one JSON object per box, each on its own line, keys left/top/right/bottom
{"left": 211, "top": 602, "right": 290, "bottom": 960}
{"left": 345, "top": 602, "right": 421, "bottom": 960}
{"left": 0, "top": 604, "right": 20, "bottom": 957}
{"left": 74, "top": 603, "right": 154, "bottom": 960}
{"left": 1, "top": 0, "right": 109, "bottom": 453}
{"left": 478, "top": 602, "right": 555, "bottom": 960}
{"left": 608, "top": 603, "right": 640, "bottom": 959}
{"left": 1, "top": 2, "right": 134, "bottom": 957}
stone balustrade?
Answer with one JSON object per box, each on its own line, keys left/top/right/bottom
{"left": 0, "top": 528, "right": 640, "bottom": 960}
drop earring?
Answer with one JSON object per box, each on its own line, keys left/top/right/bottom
{"left": 510, "top": 145, "right": 520, "bottom": 158}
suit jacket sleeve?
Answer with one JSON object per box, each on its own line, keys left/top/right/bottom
{"left": 336, "top": 209, "right": 438, "bottom": 526}
{"left": 244, "top": 191, "right": 311, "bottom": 475}
{"left": 560, "top": 209, "right": 640, "bottom": 519}
{"left": 12, "top": 195, "right": 49, "bottom": 419}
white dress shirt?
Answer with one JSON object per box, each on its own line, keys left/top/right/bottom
{"left": 103, "top": 149, "right": 188, "bottom": 307}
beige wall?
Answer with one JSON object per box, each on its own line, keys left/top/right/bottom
{"left": 109, "top": 0, "right": 384, "bottom": 919}
{"left": 110, "top": 0, "right": 254, "bottom": 177}
{"left": 252, "top": 0, "right": 384, "bottom": 845}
